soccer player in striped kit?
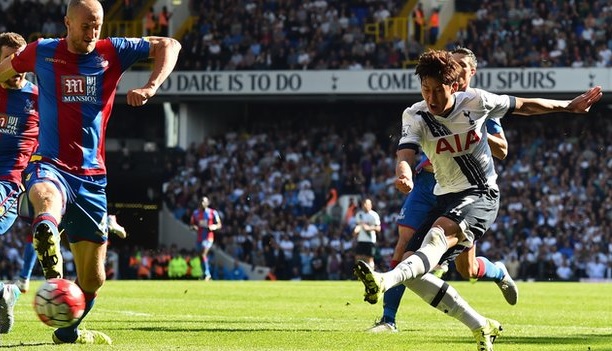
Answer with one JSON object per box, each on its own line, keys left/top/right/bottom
{"left": 190, "top": 196, "right": 223, "bottom": 281}
{"left": 355, "top": 49, "right": 602, "bottom": 351}
{"left": 367, "top": 48, "right": 518, "bottom": 335}
{"left": 0, "top": 0, "right": 181, "bottom": 344}
{"left": 0, "top": 32, "right": 38, "bottom": 335}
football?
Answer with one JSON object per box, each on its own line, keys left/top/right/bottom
{"left": 33, "top": 278, "right": 86, "bottom": 328}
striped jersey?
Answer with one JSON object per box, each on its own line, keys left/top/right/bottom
{"left": 11, "top": 37, "right": 150, "bottom": 175}
{"left": 399, "top": 88, "right": 515, "bottom": 195}
{"left": 0, "top": 80, "right": 39, "bottom": 185}
{"left": 190, "top": 207, "right": 222, "bottom": 242}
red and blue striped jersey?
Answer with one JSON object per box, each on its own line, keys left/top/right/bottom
{"left": 11, "top": 37, "right": 150, "bottom": 175}
{"left": 190, "top": 208, "right": 222, "bottom": 242}
{"left": 0, "top": 80, "right": 39, "bottom": 185}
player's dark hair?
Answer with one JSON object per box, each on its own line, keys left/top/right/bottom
{"left": 0, "top": 32, "right": 26, "bottom": 50}
{"left": 415, "top": 49, "right": 460, "bottom": 85}
{"left": 452, "top": 46, "right": 478, "bottom": 69}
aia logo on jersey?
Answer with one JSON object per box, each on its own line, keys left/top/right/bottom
{"left": 435, "top": 130, "right": 481, "bottom": 154}
{"left": 61, "top": 75, "right": 99, "bottom": 104}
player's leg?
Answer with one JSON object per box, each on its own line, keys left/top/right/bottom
{"left": 107, "top": 214, "right": 127, "bottom": 239}
{"left": 365, "top": 243, "right": 375, "bottom": 269}
{"left": 24, "top": 163, "right": 65, "bottom": 279}
{"left": 0, "top": 185, "right": 21, "bottom": 335}
{"left": 357, "top": 188, "right": 499, "bottom": 299}
{"left": 17, "top": 237, "right": 36, "bottom": 293}
{"left": 354, "top": 242, "right": 376, "bottom": 269}
{"left": 0, "top": 282, "right": 21, "bottom": 334}
{"left": 455, "top": 246, "right": 518, "bottom": 305}
{"left": 368, "top": 225, "right": 419, "bottom": 330}
{"left": 354, "top": 252, "right": 366, "bottom": 266}
{"left": 0, "top": 183, "right": 34, "bottom": 294}
{"left": 50, "top": 173, "right": 111, "bottom": 345}
{"left": 366, "top": 171, "right": 437, "bottom": 331}
{"left": 404, "top": 274, "right": 502, "bottom": 350}
{"left": 53, "top": 240, "right": 109, "bottom": 344}
{"left": 366, "top": 252, "right": 375, "bottom": 270}
{"left": 16, "top": 191, "right": 37, "bottom": 292}
{"left": 52, "top": 242, "right": 111, "bottom": 344}
{"left": 202, "top": 240, "right": 213, "bottom": 280}
{"left": 362, "top": 218, "right": 458, "bottom": 294}
{"left": 388, "top": 189, "right": 499, "bottom": 286}
{"left": 455, "top": 244, "right": 500, "bottom": 281}
{"left": 369, "top": 226, "right": 414, "bottom": 331}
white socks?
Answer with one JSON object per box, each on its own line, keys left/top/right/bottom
{"left": 383, "top": 226, "right": 449, "bottom": 290}
{"left": 405, "top": 274, "right": 486, "bottom": 330}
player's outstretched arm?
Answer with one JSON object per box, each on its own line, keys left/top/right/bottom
{"left": 127, "top": 36, "right": 182, "bottom": 106}
{"left": 514, "top": 86, "right": 603, "bottom": 115}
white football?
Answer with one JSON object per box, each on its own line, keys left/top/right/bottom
{"left": 34, "top": 278, "right": 85, "bottom": 328}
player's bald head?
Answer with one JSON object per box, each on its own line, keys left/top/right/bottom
{"left": 66, "top": 0, "right": 103, "bottom": 18}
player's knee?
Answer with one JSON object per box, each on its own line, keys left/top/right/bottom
{"left": 29, "top": 190, "right": 63, "bottom": 217}
{"left": 83, "top": 276, "right": 105, "bottom": 292}
{"left": 423, "top": 226, "right": 447, "bottom": 248}
{"left": 78, "top": 270, "right": 106, "bottom": 292}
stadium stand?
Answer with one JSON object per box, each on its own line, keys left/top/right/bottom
{"left": 3, "top": 1, "right": 612, "bottom": 70}
{"left": 0, "top": 1, "right": 610, "bottom": 282}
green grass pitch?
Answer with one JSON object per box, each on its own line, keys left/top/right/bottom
{"left": 2, "top": 280, "right": 611, "bottom": 350}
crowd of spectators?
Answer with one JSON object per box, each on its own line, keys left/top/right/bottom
{"left": 4, "top": 1, "right": 612, "bottom": 70}
{"left": 180, "top": 0, "right": 612, "bottom": 70}
{"left": 0, "top": 0, "right": 66, "bottom": 40}
{"left": 458, "top": 0, "right": 612, "bottom": 68}
{"left": 179, "top": 0, "right": 408, "bottom": 70}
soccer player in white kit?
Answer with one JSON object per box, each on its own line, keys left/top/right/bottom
{"left": 352, "top": 198, "right": 381, "bottom": 269}
{"left": 355, "top": 49, "right": 602, "bottom": 351}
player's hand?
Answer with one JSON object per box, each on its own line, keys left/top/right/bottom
{"left": 127, "top": 87, "right": 156, "bottom": 106}
{"left": 395, "top": 175, "right": 414, "bottom": 194}
{"left": 567, "top": 86, "right": 603, "bottom": 113}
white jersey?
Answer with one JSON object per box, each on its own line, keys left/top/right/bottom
{"left": 354, "top": 210, "right": 381, "bottom": 243}
{"left": 399, "top": 88, "right": 515, "bottom": 195}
